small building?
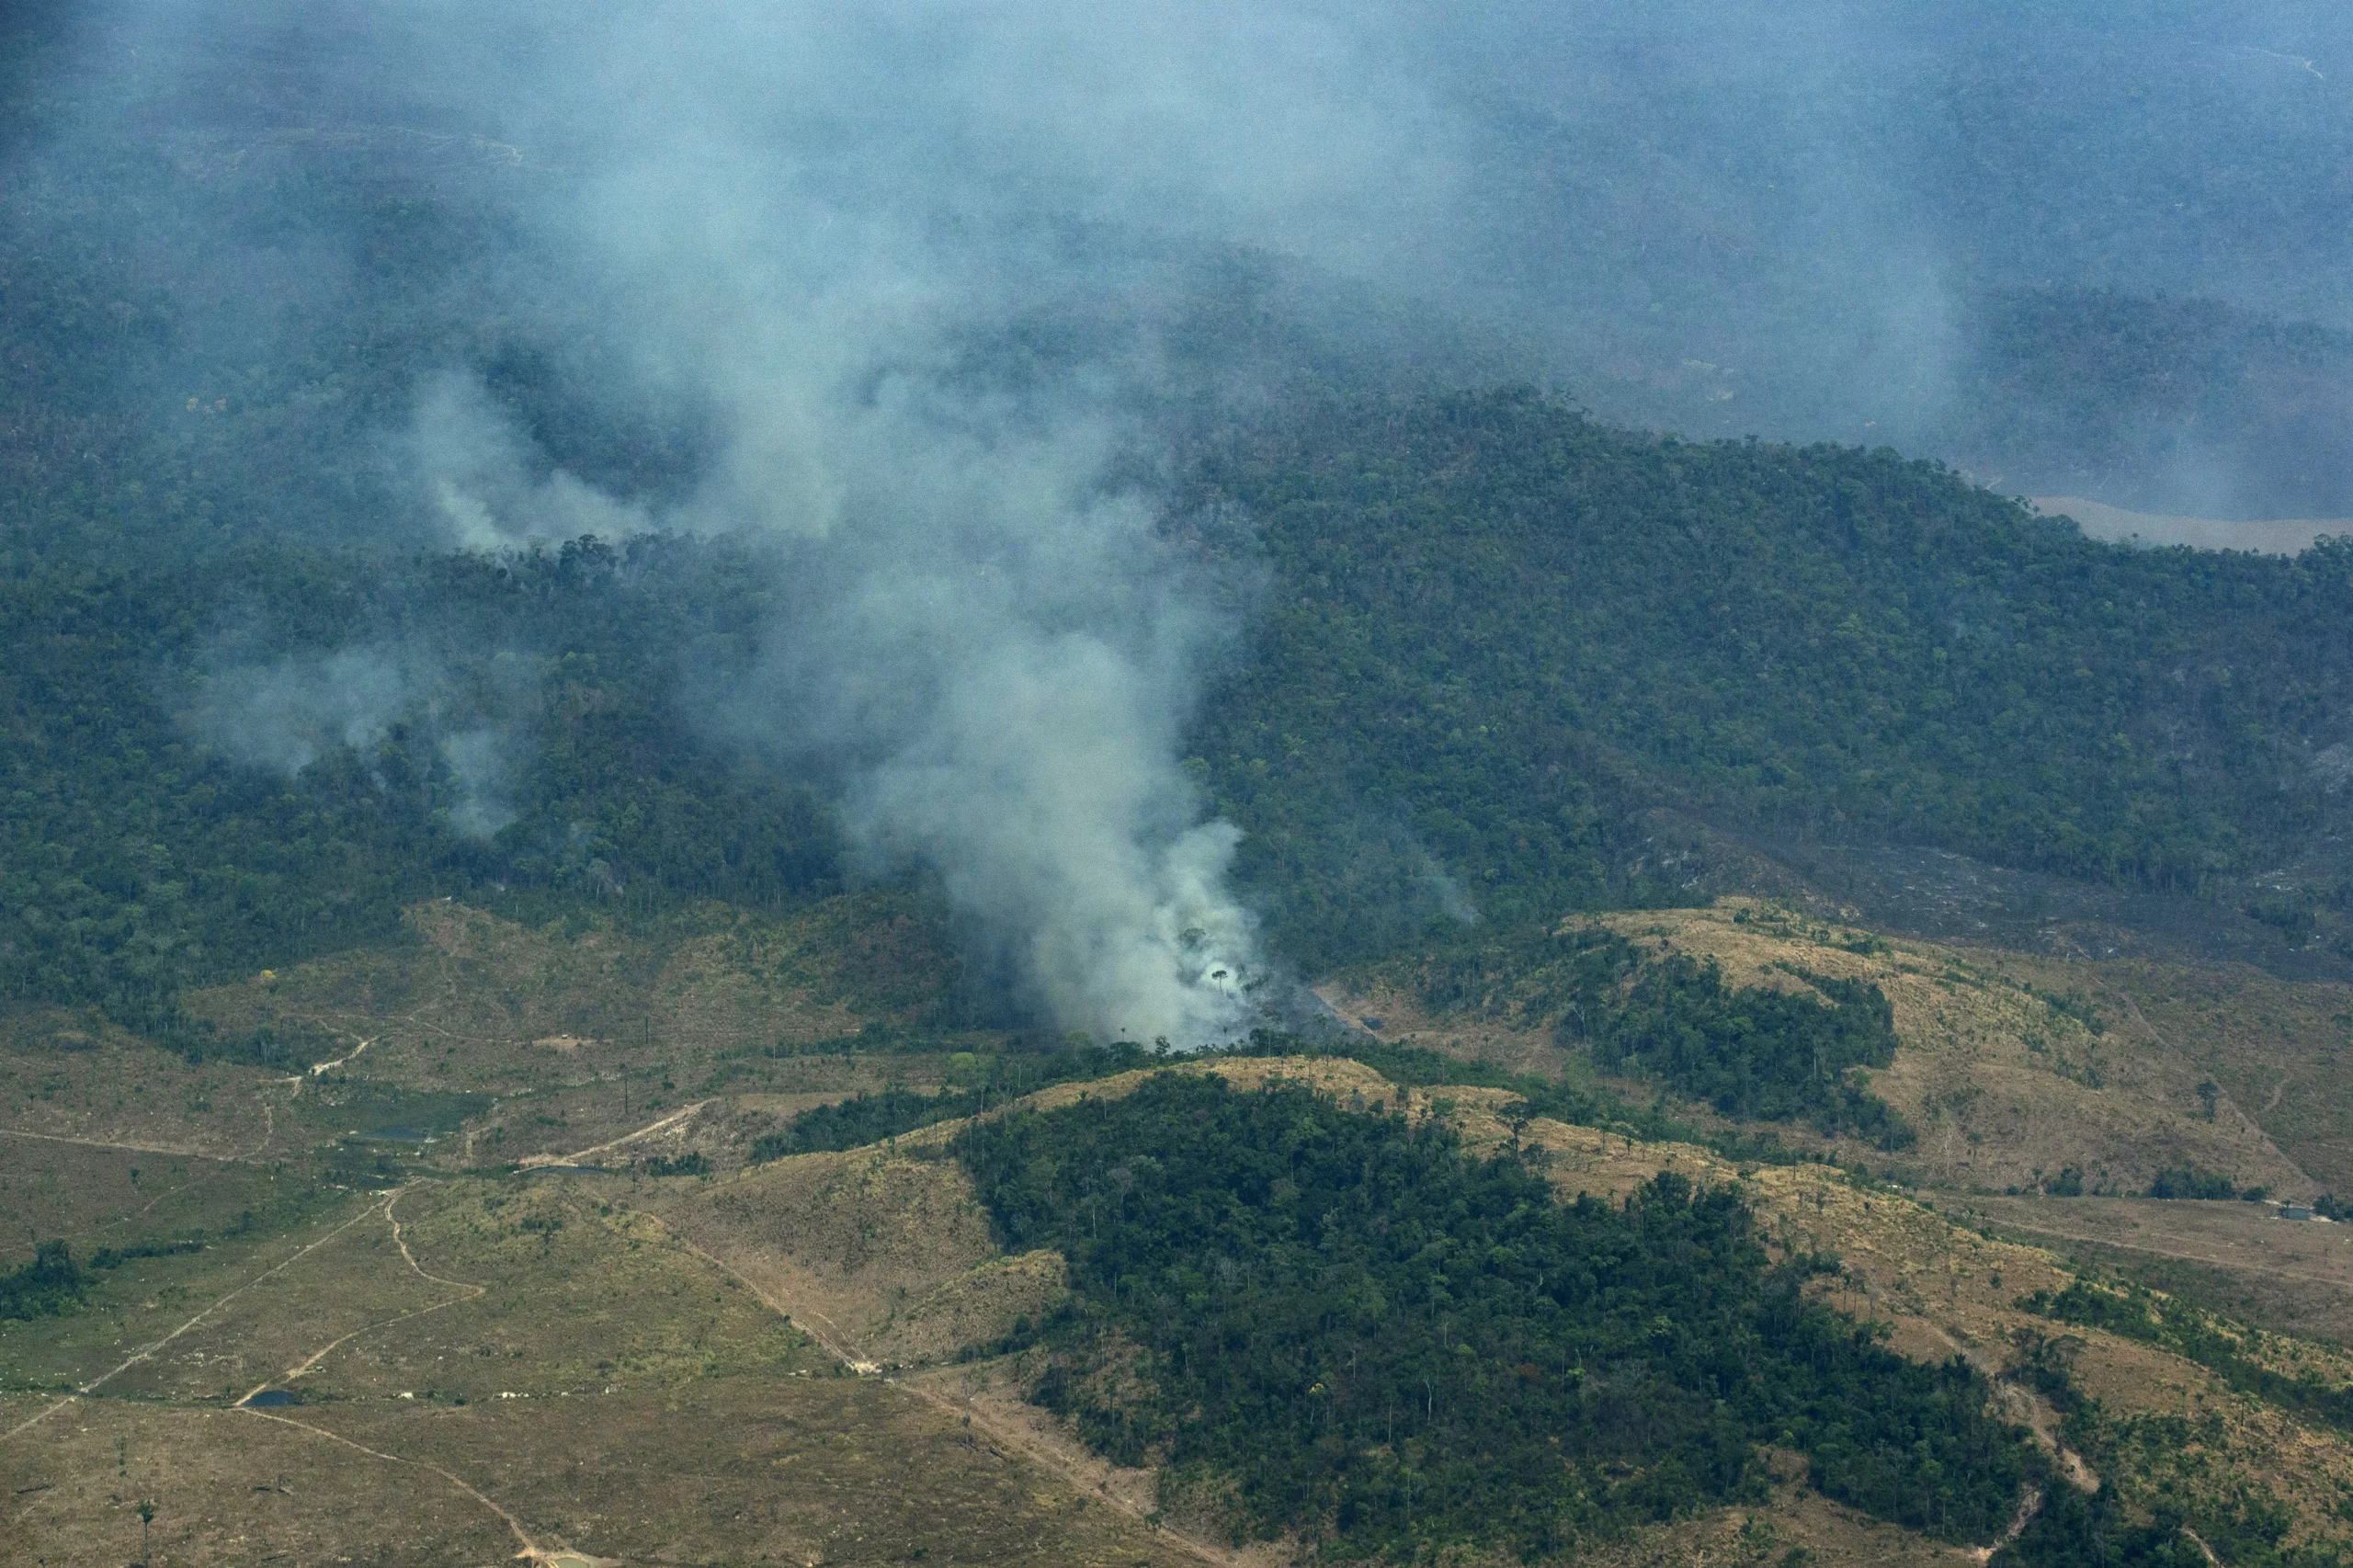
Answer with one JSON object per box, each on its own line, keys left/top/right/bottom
{"left": 2279, "top": 1203, "right": 2313, "bottom": 1221}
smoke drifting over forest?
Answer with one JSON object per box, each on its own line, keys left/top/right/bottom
{"left": 11, "top": 0, "right": 2353, "bottom": 1036}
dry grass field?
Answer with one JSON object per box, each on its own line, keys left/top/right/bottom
{"left": 10, "top": 892, "right": 2353, "bottom": 1563}
{"left": 172, "top": 893, "right": 985, "bottom": 1166}
{"left": 1960, "top": 1193, "right": 2353, "bottom": 1343}
{"left": 0, "top": 1170, "right": 1208, "bottom": 1567}
{"left": 1324, "top": 898, "right": 2343, "bottom": 1200}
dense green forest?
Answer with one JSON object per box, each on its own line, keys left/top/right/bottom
{"left": 1408, "top": 923, "right": 1909, "bottom": 1143}
{"left": 13, "top": 145, "right": 2353, "bottom": 1034}
{"left": 1189, "top": 391, "right": 2353, "bottom": 968}
{"left": 18, "top": 387, "right": 2353, "bottom": 1030}
{"left": 952, "top": 1072, "right": 2043, "bottom": 1559}
{"left": 0, "top": 535, "right": 839, "bottom": 1033}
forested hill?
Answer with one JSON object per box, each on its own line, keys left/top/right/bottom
{"left": 1188, "top": 391, "right": 2353, "bottom": 969}
{"left": 13, "top": 389, "right": 2353, "bottom": 1026}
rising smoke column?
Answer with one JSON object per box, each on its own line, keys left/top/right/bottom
{"left": 370, "top": 3, "right": 1456, "bottom": 1041}
{"left": 71, "top": 0, "right": 2207, "bottom": 1036}
{"left": 22, "top": 0, "right": 1456, "bottom": 1044}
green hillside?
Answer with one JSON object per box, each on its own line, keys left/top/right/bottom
{"left": 0, "top": 538, "right": 839, "bottom": 1033}
{"left": 17, "top": 389, "right": 2353, "bottom": 1028}
{"left": 1190, "top": 390, "right": 2353, "bottom": 967}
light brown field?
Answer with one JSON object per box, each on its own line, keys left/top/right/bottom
{"left": 1326, "top": 899, "right": 2331, "bottom": 1199}
{"left": 0, "top": 1009, "right": 288, "bottom": 1165}
{"left": 2031, "top": 495, "right": 2349, "bottom": 555}
{"left": 13, "top": 887, "right": 2353, "bottom": 1564}
{"left": 174, "top": 894, "right": 970, "bottom": 1129}
{"left": 1959, "top": 1194, "right": 2353, "bottom": 1343}
{"left": 0, "top": 1168, "right": 1210, "bottom": 1568}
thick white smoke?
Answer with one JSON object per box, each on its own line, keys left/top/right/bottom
{"left": 83, "top": 0, "right": 2298, "bottom": 1034}
{"left": 344, "top": 4, "right": 1457, "bottom": 1040}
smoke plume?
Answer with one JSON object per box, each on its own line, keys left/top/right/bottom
{"left": 22, "top": 0, "right": 2353, "bottom": 1036}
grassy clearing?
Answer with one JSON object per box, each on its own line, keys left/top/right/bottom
{"left": 175, "top": 893, "right": 956, "bottom": 1103}
{"left": 1, "top": 1394, "right": 523, "bottom": 1568}
{"left": 0, "top": 1015, "right": 285, "bottom": 1163}
{"left": 1962, "top": 1193, "right": 2353, "bottom": 1346}
{"left": 1327, "top": 899, "right": 2330, "bottom": 1201}
{"left": 1993, "top": 950, "right": 2353, "bottom": 1194}
{"left": 0, "top": 1164, "right": 1204, "bottom": 1566}
{"left": 0, "top": 1182, "right": 364, "bottom": 1395}
{"left": 0, "top": 1137, "right": 292, "bottom": 1268}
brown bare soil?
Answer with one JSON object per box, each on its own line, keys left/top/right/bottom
{"left": 16, "top": 886, "right": 2353, "bottom": 1564}
{"left": 1961, "top": 1194, "right": 2353, "bottom": 1343}
{"left": 1330, "top": 899, "right": 2330, "bottom": 1199}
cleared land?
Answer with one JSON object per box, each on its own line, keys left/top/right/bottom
{"left": 0, "top": 1171, "right": 1204, "bottom": 1567}
{"left": 1961, "top": 1194, "right": 2353, "bottom": 1344}
{"left": 10, "top": 896, "right": 2353, "bottom": 1562}
{"left": 2031, "top": 495, "right": 2349, "bottom": 555}
{"left": 1324, "top": 898, "right": 2335, "bottom": 1199}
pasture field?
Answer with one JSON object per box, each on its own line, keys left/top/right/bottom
{"left": 9, "top": 898, "right": 2353, "bottom": 1562}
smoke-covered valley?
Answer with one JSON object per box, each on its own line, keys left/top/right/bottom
{"left": 20, "top": 10, "right": 2353, "bottom": 1567}
{"left": 11, "top": 0, "right": 2353, "bottom": 1040}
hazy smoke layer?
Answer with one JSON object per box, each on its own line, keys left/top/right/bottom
{"left": 405, "top": 371, "right": 652, "bottom": 553}
{"left": 294, "top": 1, "right": 1433, "bottom": 1041}
{"left": 444, "top": 5, "right": 1437, "bottom": 1040}
{"left": 26, "top": 0, "right": 2353, "bottom": 1033}
{"left": 190, "top": 645, "right": 518, "bottom": 840}
{"left": 191, "top": 647, "right": 416, "bottom": 778}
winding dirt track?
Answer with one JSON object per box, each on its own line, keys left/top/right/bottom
{"left": 0, "top": 1185, "right": 383, "bottom": 1445}
{"left": 216, "top": 1183, "right": 561, "bottom": 1557}
{"left": 574, "top": 1147, "right": 1244, "bottom": 1568}
{"left": 0, "top": 1179, "right": 571, "bottom": 1560}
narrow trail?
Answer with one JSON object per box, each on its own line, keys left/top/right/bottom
{"left": 305, "top": 1035, "right": 375, "bottom": 1076}
{"left": 235, "top": 1183, "right": 484, "bottom": 1402}
{"left": 521, "top": 1099, "right": 711, "bottom": 1169}
{"left": 0, "top": 1189, "right": 386, "bottom": 1447}
{"left": 201, "top": 1180, "right": 573, "bottom": 1561}
{"left": 74, "top": 1081, "right": 290, "bottom": 1243}
{"left": 0, "top": 1125, "right": 252, "bottom": 1163}
{"left": 0, "top": 1075, "right": 287, "bottom": 1175}
{"left": 888, "top": 1373, "right": 1237, "bottom": 1568}
{"left": 601, "top": 1193, "right": 1235, "bottom": 1568}
{"left": 592, "top": 1202, "right": 868, "bottom": 1369}
{"left": 1969, "top": 1483, "right": 2045, "bottom": 1564}
{"left": 235, "top": 1407, "right": 544, "bottom": 1560}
